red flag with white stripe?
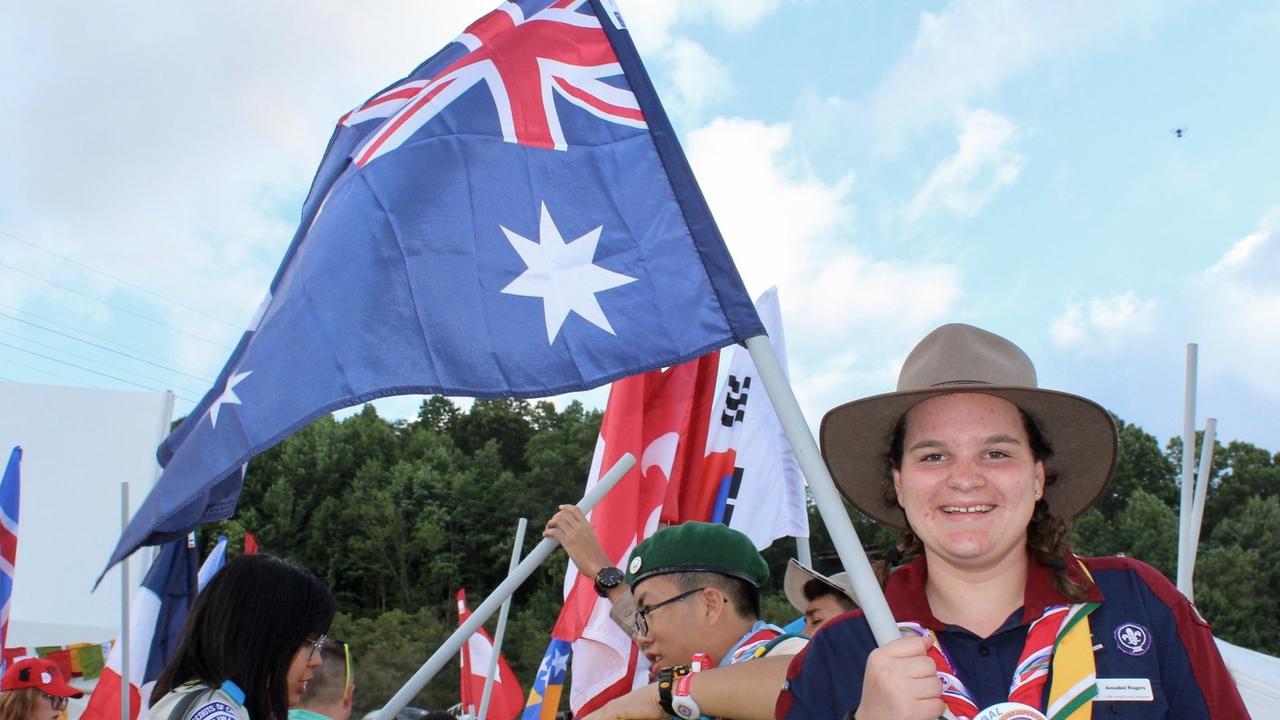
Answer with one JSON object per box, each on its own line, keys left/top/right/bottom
{"left": 457, "top": 589, "right": 524, "bottom": 720}
{"left": 551, "top": 352, "right": 721, "bottom": 715}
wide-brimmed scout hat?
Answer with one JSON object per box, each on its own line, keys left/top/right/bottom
{"left": 820, "top": 323, "right": 1117, "bottom": 529}
{"left": 783, "top": 559, "right": 856, "bottom": 613}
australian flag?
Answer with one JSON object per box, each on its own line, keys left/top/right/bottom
{"left": 103, "top": 0, "right": 764, "bottom": 575}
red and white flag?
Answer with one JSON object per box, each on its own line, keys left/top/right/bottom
{"left": 457, "top": 589, "right": 525, "bottom": 720}
{"left": 553, "top": 352, "right": 721, "bottom": 716}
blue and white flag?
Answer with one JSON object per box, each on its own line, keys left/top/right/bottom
{"left": 522, "top": 638, "right": 571, "bottom": 720}
{"left": 0, "top": 447, "right": 20, "bottom": 673}
{"left": 196, "top": 534, "right": 227, "bottom": 591}
{"left": 83, "top": 535, "right": 199, "bottom": 720}
{"left": 103, "top": 0, "right": 763, "bottom": 575}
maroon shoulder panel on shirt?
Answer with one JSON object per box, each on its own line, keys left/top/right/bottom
{"left": 1083, "top": 555, "right": 1250, "bottom": 718}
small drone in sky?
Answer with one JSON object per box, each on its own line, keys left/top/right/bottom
{"left": 1171, "top": 126, "right": 1188, "bottom": 138}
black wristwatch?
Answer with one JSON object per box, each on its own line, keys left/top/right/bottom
{"left": 593, "top": 566, "right": 624, "bottom": 597}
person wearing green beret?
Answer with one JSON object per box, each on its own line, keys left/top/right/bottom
{"left": 545, "top": 513, "right": 807, "bottom": 720}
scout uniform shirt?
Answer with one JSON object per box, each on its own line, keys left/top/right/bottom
{"left": 776, "top": 555, "right": 1249, "bottom": 719}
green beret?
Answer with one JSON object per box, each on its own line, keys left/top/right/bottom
{"left": 624, "top": 522, "right": 769, "bottom": 588}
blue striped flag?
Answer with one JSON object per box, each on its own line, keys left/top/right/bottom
{"left": 0, "top": 446, "right": 20, "bottom": 674}
{"left": 522, "top": 638, "right": 571, "bottom": 720}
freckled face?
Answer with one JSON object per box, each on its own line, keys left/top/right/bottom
{"left": 892, "top": 393, "right": 1045, "bottom": 572}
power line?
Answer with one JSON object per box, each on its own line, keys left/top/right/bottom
{"left": 0, "top": 309, "right": 213, "bottom": 384}
{"left": 0, "top": 300, "right": 215, "bottom": 380}
{"left": 0, "top": 229, "right": 244, "bottom": 329}
{"left": 0, "top": 340, "right": 198, "bottom": 403}
{"left": 0, "top": 261, "right": 235, "bottom": 351}
{"left": 0, "top": 354, "right": 111, "bottom": 388}
{"left": 0, "top": 329, "right": 206, "bottom": 397}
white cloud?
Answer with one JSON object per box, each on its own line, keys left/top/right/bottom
{"left": 684, "top": 117, "right": 961, "bottom": 419}
{"left": 660, "top": 39, "right": 732, "bottom": 115}
{"left": 869, "top": 0, "right": 1161, "bottom": 149}
{"left": 905, "top": 109, "right": 1026, "bottom": 224}
{"left": 1050, "top": 291, "right": 1157, "bottom": 353}
{"left": 1195, "top": 209, "right": 1280, "bottom": 397}
{"left": 617, "top": 0, "right": 791, "bottom": 119}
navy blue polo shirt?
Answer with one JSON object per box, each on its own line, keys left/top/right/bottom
{"left": 775, "top": 554, "right": 1249, "bottom": 719}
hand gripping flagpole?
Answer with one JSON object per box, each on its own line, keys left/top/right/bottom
{"left": 477, "top": 517, "right": 527, "bottom": 720}
{"left": 745, "top": 336, "right": 900, "bottom": 645}
{"left": 372, "top": 453, "right": 636, "bottom": 720}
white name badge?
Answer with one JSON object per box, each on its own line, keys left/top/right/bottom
{"left": 1095, "top": 678, "right": 1155, "bottom": 702}
{"left": 975, "top": 702, "right": 1046, "bottom": 720}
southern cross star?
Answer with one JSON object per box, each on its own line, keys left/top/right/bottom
{"left": 501, "top": 202, "right": 636, "bottom": 343}
{"left": 207, "top": 370, "right": 252, "bottom": 429}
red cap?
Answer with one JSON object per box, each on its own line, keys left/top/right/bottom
{"left": 1, "top": 658, "right": 84, "bottom": 698}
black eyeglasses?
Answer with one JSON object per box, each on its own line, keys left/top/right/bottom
{"left": 42, "top": 693, "right": 69, "bottom": 711}
{"left": 632, "top": 587, "right": 705, "bottom": 637}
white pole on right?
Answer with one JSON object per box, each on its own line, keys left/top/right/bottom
{"left": 1177, "top": 343, "right": 1198, "bottom": 596}
{"left": 1187, "top": 417, "right": 1217, "bottom": 602}
{"left": 120, "top": 481, "right": 131, "bottom": 720}
{"left": 745, "top": 335, "right": 899, "bottom": 645}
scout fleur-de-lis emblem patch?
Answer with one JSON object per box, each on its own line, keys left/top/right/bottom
{"left": 1114, "top": 622, "right": 1152, "bottom": 656}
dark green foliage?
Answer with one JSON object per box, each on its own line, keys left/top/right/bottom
{"left": 201, "top": 404, "right": 1279, "bottom": 715}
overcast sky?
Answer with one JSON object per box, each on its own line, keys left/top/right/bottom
{"left": 3, "top": 0, "right": 1278, "bottom": 451}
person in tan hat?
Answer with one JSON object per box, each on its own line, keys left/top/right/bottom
{"left": 0, "top": 657, "right": 84, "bottom": 720}
{"left": 782, "top": 560, "right": 857, "bottom": 637}
{"left": 777, "top": 323, "right": 1249, "bottom": 720}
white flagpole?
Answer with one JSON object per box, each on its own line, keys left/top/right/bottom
{"left": 120, "top": 481, "right": 130, "bottom": 720}
{"left": 477, "top": 517, "right": 527, "bottom": 720}
{"left": 372, "top": 453, "right": 635, "bottom": 720}
{"left": 745, "top": 336, "right": 899, "bottom": 645}
{"left": 1187, "top": 417, "right": 1217, "bottom": 601}
{"left": 794, "top": 536, "right": 812, "bottom": 567}
{"left": 1177, "top": 343, "right": 1198, "bottom": 595}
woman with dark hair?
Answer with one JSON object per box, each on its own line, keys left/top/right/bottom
{"left": 0, "top": 657, "right": 84, "bottom": 720}
{"left": 777, "top": 324, "right": 1249, "bottom": 719}
{"left": 147, "top": 554, "right": 336, "bottom": 720}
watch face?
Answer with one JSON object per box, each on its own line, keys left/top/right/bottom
{"left": 597, "top": 566, "right": 624, "bottom": 587}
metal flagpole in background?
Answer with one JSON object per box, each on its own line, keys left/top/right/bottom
{"left": 1187, "top": 417, "right": 1217, "bottom": 602}
{"left": 745, "top": 336, "right": 899, "bottom": 645}
{"left": 372, "top": 453, "right": 636, "bottom": 720}
{"left": 794, "top": 535, "right": 812, "bottom": 567}
{"left": 477, "top": 517, "right": 527, "bottom": 720}
{"left": 1177, "top": 343, "right": 1198, "bottom": 596}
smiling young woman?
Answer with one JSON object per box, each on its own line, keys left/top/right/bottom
{"left": 776, "top": 323, "right": 1250, "bottom": 720}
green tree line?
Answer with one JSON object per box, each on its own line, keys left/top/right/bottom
{"left": 201, "top": 400, "right": 1279, "bottom": 715}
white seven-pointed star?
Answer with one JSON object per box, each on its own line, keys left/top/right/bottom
{"left": 549, "top": 647, "right": 569, "bottom": 675}
{"left": 207, "top": 371, "right": 252, "bottom": 429}
{"left": 501, "top": 203, "right": 636, "bottom": 343}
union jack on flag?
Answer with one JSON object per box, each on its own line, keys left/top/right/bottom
{"left": 0, "top": 447, "right": 21, "bottom": 673}
{"left": 345, "top": 0, "right": 645, "bottom": 162}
